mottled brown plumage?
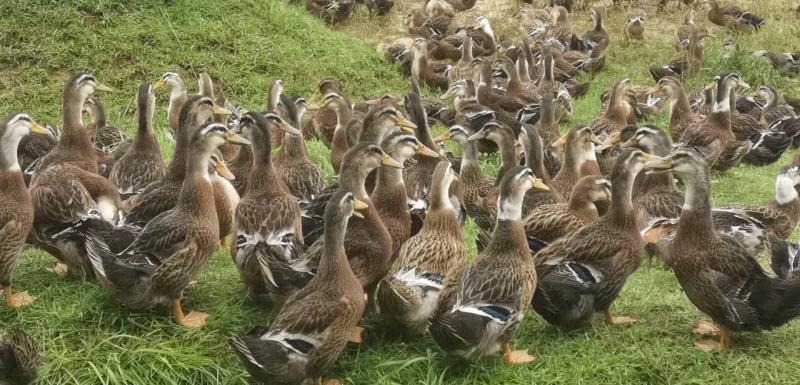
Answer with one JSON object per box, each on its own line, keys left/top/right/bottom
{"left": 109, "top": 83, "right": 166, "bottom": 199}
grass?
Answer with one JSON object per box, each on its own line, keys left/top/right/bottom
{"left": 2, "top": 0, "right": 800, "bottom": 384}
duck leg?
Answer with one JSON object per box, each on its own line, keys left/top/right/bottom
{"left": 47, "top": 263, "right": 69, "bottom": 277}
{"left": 695, "top": 324, "right": 731, "bottom": 352}
{"left": 4, "top": 286, "right": 36, "bottom": 308}
{"left": 172, "top": 299, "right": 208, "bottom": 329}
{"left": 348, "top": 326, "right": 365, "bottom": 343}
{"left": 604, "top": 308, "right": 636, "bottom": 325}
{"left": 502, "top": 342, "right": 536, "bottom": 365}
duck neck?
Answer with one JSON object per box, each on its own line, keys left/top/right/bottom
{"left": 458, "top": 139, "right": 483, "bottom": 182}
{"left": 568, "top": 190, "right": 599, "bottom": 222}
{"left": 62, "top": 88, "right": 93, "bottom": 149}
{"left": 341, "top": 166, "right": 370, "bottom": 200}
{"left": 460, "top": 38, "right": 474, "bottom": 64}
{"left": 490, "top": 199, "right": 528, "bottom": 256}
{"left": 373, "top": 161, "right": 408, "bottom": 219}
{"left": 677, "top": 170, "right": 714, "bottom": 242}
{"left": 608, "top": 168, "right": 638, "bottom": 230}
{"left": 277, "top": 133, "right": 309, "bottom": 161}
{"left": 318, "top": 215, "right": 352, "bottom": 280}
{"left": 504, "top": 64, "right": 523, "bottom": 95}
{"left": 133, "top": 100, "right": 158, "bottom": 153}
{"left": 88, "top": 99, "right": 107, "bottom": 129}
{"left": 541, "top": 54, "right": 554, "bottom": 83}
{"left": 594, "top": 13, "right": 604, "bottom": 32}
{"left": 0, "top": 131, "right": 24, "bottom": 172}
{"left": 668, "top": 88, "right": 693, "bottom": 127}
{"left": 517, "top": 56, "right": 532, "bottom": 83}
{"left": 497, "top": 135, "right": 517, "bottom": 180}
{"left": 178, "top": 148, "right": 216, "bottom": 216}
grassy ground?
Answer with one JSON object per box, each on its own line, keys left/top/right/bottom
{"left": 2, "top": 0, "right": 800, "bottom": 384}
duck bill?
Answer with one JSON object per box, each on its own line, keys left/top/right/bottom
{"left": 644, "top": 157, "right": 673, "bottom": 175}
{"left": 382, "top": 153, "right": 404, "bottom": 169}
{"left": 416, "top": 143, "right": 440, "bottom": 158}
{"left": 467, "top": 131, "right": 485, "bottom": 142}
{"left": 280, "top": 122, "right": 302, "bottom": 136}
{"left": 95, "top": 83, "right": 113, "bottom": 92}
{"left": 213, "top": 104, "right": 232, "bottom": 115}
{"left": 598, "top": 132, "right": 622, "bottom": 151}
{"left": 216, "top": 160, "right": 236, "bottom": 180}
{"left": 621, "top": 136, "right": 639, "bottom": 149}
{"left": 531, "top": 176, "right": 550, "bottom": 191}
{"left": 641, "top": 224, "right": 673, "bottom": 244}
{"left": 353, "top": 198, "right": 368, "bottom": 218}
{"left": 433, "top": 132, "right": 452, "bottom": 142}
{"left": 551, "top": 134, "right": 567, "bottom": 148}
{"left": 224, "top": 132, "right": 251, "bottom": 145}
{"left": 154, "top": 79, "right": 167, "bottom": 90}
{"left": 394, "top": 116, "right": 417, "bottom": 133}
{"left": 30, "top": 121, "right": 50, "bottom": 136}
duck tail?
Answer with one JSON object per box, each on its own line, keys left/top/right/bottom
{"left": 532, "top": 263, "right": 599, "bottom": 331}
{"left": 748, "top": 275, "right": 800, "bottom": 330}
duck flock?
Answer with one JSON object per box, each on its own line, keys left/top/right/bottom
{"left": 3, "top": 1, "right": 800, "bottom": 384}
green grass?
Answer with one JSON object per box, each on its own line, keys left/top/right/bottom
{"left": 2, "top": 0, "right": 800, "bottom": 384}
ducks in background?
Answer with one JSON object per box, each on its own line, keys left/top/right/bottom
{"left": 703, "top": 0, "right": 765, "bottom": 32}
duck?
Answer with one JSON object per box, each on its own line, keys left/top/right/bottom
{"left": 446, "top": 37, "right": 477, "bottom": 86}
{"left": 82, "top": 95, "right": 128, "bottom": 153}
{"left": 757, "top": 85, "right": 797, "bottom": 124}
{"left": 374, "top": 132, "right": 439, "bottom": 267}
{"left": 230, "top": 190, "right": 366, "bottom": 385}
{"left": 703, "top": 0, "right": 765, "bottom": 32}
{"left": 588, "top": 78, "right": 632, "bottom": 136}
{"left": 302, "top": 144, "right": 403, "bottom": 300}
{"left": 624, "top": 10, "right": 646, "bottom": 41}
{"left": 17, "top": 123, "right": 58, "bottom": 186}
{"left": 231, "top": 112, "right": 304, "bottom": 304}
{"left": 124, "top": 95, "right": 230, "bottom": 226}
{"left": 29, "top": 73, "right": 124, "bottom": 278}
{"left": 742, "top": 131, "right": 792, "bottom": 167}
{"left": 407, "top": 7, "right": 453, "bottom": 39}
{"left": 411, "top": 39, "right": 449, "bottom": 91}
{"left": 83, "top": 122, "right": 250, "bottom": 328}
{"left": 621, "top": 126, "right": 685, "bottom": 226}
{"left": 430, "top": 166, "right": 539, "bottom": 365}
{"left": 675, "top": 10, "right": 696, "bottom": 51}
{"left": 532, "top": 149, "right": 651, "bottom": 331}
{"left": 1, "top": 113, "right": 48, "bottom": 308}
{"left": 728, "top": 83, "right": 766, "bottom": 141}
{"left": 274, "top": 99, "right": 326, "bottom": 204}
{"left": 678, "top": 73, "right": 752, "bottom": 173}
{"left": 648, "top": 76, "right": 705, "bottom": 142}
{"left": 550, "top": 126, "right": 602, "bottom": 202}
{"left": 583, "top": 8, "right": 610, "bottom": 49}
{"left": 519, "top": 124, "right": 562, "bottom": 213}
{"left": 0, "top": 328, "right": 40, "bottom": 385}
{"left": 523, "top": 175, "right": 611, "bottom": 247}
{"left": 154, "top": 72, "right": 188, "bottom": 140}
{"left": 376, "top": 161, "right": 466, "bottom": 334}
{"left": 458, "top": 16, "right": 497, "bottom": 56}
{"left": 109, "top": 83, "right": 166, "bottom": 200}
{"left": 643, "top": 149, "right": 800, "bottom": 353}
{"left": 305, "top": 0, "right": 354, "bottom": 24}
{"left": 434, "top": 125, "right": 495, "bottom": 231}
{"left": 753, "top": 50, "right": 799, "bottom": 77}
{"left": 545, "top": 6, "right": 573, "bottom": 44}
{"left": 650, "top": 28, "right": 712, "bottom": 82}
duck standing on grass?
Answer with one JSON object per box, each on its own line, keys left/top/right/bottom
{"left": 83, "top": 122, "right": 250, "bottom": 329}
{"left": 1, "top": 113, "right": 49, "bottom": 308}
{"left": 532, "top": 149, "right": 651, "bottom": 331}
{"left": 430, "top": 166, "right": 546, "bottom": 365}
{"left": 644, "top": 149, "right": 800, "bottom": 352}
{"left": 230, "top": 191, "right": 366, "bottom": 385}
